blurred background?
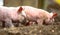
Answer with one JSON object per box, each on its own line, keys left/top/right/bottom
{"left": 0, "top": 0, "right": 60, "bottom": 10}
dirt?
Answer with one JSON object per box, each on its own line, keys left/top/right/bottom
{"left": 0, "top": 22, "right": 60, "bottom": 35}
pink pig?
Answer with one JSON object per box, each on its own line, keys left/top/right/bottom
{"left": 0, "top": 6, "right": 24, "bottom": 27}
{"left": 21, "top": 6, "right": 57, "bottom": 25}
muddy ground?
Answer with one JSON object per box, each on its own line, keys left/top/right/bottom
{"left": 0, "top": 23, "right": 60, "bottom": 35}
{"left": 0, "top": 16, "right": 60, "bottom": 35}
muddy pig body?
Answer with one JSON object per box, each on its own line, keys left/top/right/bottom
{"left": 0, "top": 6, "right": 25, "bottom": 27}
{"left": 21, "top": 6, "right": 57, "bottom": 25}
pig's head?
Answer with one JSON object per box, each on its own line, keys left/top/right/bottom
{"left": 16, "top": 7, "right": 26, "bottom": 22}
{"left": 45, "top": 12, "right": 57, "bottom": 25}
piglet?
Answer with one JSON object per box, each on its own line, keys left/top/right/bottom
{"left": 0, "top": 6, "right": 25, "bottom": 28}
{"left": 21, "top": 6, "right": 57, "bottom": 25}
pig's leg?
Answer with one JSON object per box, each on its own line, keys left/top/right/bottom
{"left": 4, "top": 18, "right": 17, "bottom": 30}
{"left": 25, "top": 20, "right": 37, "bottom": 26}
{"left": 37, "top": 19, "right": 43, "bottom": 25}
{"left": 5, "top": 18, "right": 14, "bottom": 28}
{"left": 2, "top": 21, "right": 5, "bottom": 28}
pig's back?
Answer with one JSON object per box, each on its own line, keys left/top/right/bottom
{"left": 22, "top": 6, "right": 40, "bottom": 16}
{"left": 22, "top": 6, "right": 50, "bottom": 20}
{"left": 0, "top": 6, "right": 19, "bottom": 21}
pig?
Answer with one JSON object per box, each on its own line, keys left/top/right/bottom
{"left": 0, "top": 6, "right": 25, "bottom": 28}
{"left": 20, "top": 6, "right": 57, "bottom": 25}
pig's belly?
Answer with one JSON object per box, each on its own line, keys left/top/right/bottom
{"left": 0, "top": 13, "right": 8, "bottom": 21}
{"left": 0, "top": 16, "right": 8, "bottom": 22}
{"left": 26, "top": 15, "right": 37, "bottom": 21}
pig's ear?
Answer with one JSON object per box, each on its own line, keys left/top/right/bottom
{"left": 52, "top": 12, "right": 57, "bottom": 18}
{"left": 17, "top": 7, "right": 23, "bottom": 13}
